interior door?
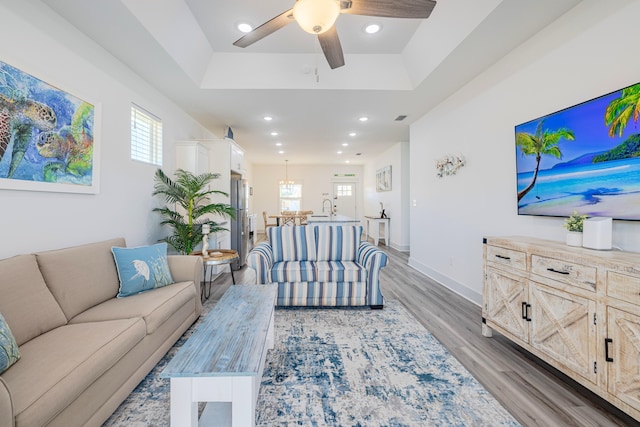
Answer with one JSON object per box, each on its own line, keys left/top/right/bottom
{"left": 333, "top": 182, "right": 356, "bottom": 218}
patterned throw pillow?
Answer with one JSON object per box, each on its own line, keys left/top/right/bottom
{"left": 111, "top": 243, "right": 174, "bottom": 298}
{"left": 0, "top": 312, "right": 20, "bottom": 374}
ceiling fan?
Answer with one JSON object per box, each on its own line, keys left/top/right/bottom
{"left": 233, "top": 0, "right": 437, "bottom": 69}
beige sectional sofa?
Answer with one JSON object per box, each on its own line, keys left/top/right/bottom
{"left": 0, "top": 238, "right": 203, "bottom": 427}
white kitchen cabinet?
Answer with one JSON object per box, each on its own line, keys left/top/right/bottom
{"left": 175, "top": 141, "right": 209, "bottom": 175}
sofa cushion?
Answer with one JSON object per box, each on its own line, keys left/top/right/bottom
{"left": 271, "top": 261, "right": 316, "bottom": 283}
{"left": 275, "top": 282, "right": 367, "bottom": 306}
{"left": 315, "top": 225, "right": 362, "bottom": 261}
{"left": 0, "top": 254, "right": 67, "bottom": 346}
{"left": 315, "top": 261, "right": 367, "bottom": 282}
{"left": 0, "top": 313, "right": 20, "bottom": 374}
{"left": 36, "top": 238, "right": 125, "bottom": 320}
{"left": 111, "top": 243, "right": 174, "bottom": 298}
{"left": 2, "top": 318, "right": 145, "bottom": 427}
{"left": 268, "top": 226, "right": 316, "bottom": 262}
{"left": 70, "top": 281, "right": 196, "bottom": 334}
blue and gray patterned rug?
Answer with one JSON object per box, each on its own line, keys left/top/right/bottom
{"left": 104, "top": 299, "right": 520, "bottom": 426}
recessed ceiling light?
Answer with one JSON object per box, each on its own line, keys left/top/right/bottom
{"left": 359, "top": 116, "right": 368, "bottom": 122}
{"left": 349, "top": 132, "right": 356, "bottom": 137}
{"left": 237, "top": 22, "right": 253, "bottom": 33}
{"left": 364, "top": 23, "right": 381, "bottom": 34}
{"left": 346, "top": 160, "right": 350, "bottom": 163}
{"left": 270, "top": 131, "right": 279, "bottom": 136}
{"left": 275, "top": 142, "right": 282, "bottom": 146}
{"left": 264, "top": 116, "right": 273, "bottom": 121}
{"left": 342, "top": 143, "right": 349, "bottom": 147}
{"left": 278, "top": 150, "right": 284, "bottom": 154}
{"left": 337, "top": 151, "right": 343, "bottom": 154}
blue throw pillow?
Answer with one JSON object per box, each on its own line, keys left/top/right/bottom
{"left": 112, "top": 243, "right": 174, "bottom": 298}
{"left": 0, "top": 313, "right": 20, "bottom": 374}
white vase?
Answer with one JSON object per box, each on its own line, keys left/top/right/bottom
{"left": 566, "top": 231, "right": 583, "bottom": 247}
{"left": 202, "top": 233, "right": 209, "bottom": 257}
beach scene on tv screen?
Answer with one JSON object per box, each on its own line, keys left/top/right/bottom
{"left": 515, "top": 82, "right": 640, "bottom": 221}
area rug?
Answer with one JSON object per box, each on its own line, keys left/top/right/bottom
{"left": 104, "top": 300, "right": 520, "bottom": 426}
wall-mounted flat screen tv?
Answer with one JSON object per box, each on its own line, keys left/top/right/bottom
{"left": 515, "top": 81, "right": 640, "bottom": 221}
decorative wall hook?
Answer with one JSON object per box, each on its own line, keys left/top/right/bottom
{"left": 436, "top": 154, "right": 466, "bottom": 178}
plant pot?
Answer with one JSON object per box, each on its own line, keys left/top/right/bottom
{"left": 566, "top": 231, "right": 583, "bottom": 247}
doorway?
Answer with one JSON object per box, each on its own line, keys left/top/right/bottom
{"left": 333, "top": 182, "right": 357, "bottom": 218}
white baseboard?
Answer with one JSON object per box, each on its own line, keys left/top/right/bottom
{"left": 407, "top": 257, "right": 482, "bottom": 306}
{"left": 390, "top": 242, "right": 410, "bottom": 252}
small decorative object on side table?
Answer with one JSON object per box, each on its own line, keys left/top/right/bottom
{"left": 201, "top": 223, "right": 210, "bottom": 257}
{"left": 379, "top": 202, "right": 387, "bottom": 218}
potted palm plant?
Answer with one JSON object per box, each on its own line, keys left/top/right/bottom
{"left": 152, "top": 168, "right": 235, "bottom": 255}
{"left": 564, "top": 211, "right": 587, "bottom": 247}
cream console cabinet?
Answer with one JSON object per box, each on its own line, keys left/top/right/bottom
{"left": 482, "top": 236, "right": 640, "bottom": 421}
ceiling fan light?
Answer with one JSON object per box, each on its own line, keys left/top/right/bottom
{"left": 293, "top": 0, "right": 340, "bottom": 35}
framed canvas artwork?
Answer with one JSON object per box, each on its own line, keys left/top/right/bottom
{"left": 0, "top": 60, "right": 100, "bottom": 194}
{"left": 376, "top": 165, "right": 391, "bottom": 192}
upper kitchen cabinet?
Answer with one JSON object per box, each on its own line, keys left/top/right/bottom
{"left": 230, "top": 144, "right": 244, "bottom": 175}
{"left": 204, "top": 138, "right": 245, "bottom": 176}
{"left": 175, "top": 141, "right": 209, "bottom": 175}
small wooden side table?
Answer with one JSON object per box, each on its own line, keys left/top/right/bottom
{"left": 191, "top": 249, "right": 239, "bottom": 300}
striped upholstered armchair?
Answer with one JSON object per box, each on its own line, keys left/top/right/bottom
{"left": 246, "top": 225, "right": 388, "bottom": 308}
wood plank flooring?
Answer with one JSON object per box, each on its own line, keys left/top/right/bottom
{"left": 211, "top": 237, "right": 639, "bottom": 427}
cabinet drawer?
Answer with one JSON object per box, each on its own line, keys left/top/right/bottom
{"left": 531, "top": 255, "right": 596, "bottom": 292}
{"left": 607, "top": 271, "right": 640, "bottom": 305}
{"left": 486, "top": 245, "right": 526, "bottom": 271}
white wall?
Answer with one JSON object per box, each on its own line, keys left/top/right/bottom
{"left": 363, "top": 141, "right": 410, "bottom": 251}
{"left": 409, "top": 0, "right": 640, "bottom": 305}
{"left": 0, "top": 1, "right": 214, "bottom": 259}
{"left": 252, "top": 164, "right": 364, "bottom": 232}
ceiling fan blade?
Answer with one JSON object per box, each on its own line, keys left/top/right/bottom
{"left": 233, "top": 9, "right": 294, "bottom": 48}
{"left": 341, "top": 0, "right": 436, "bottom": 19}
{"left": 318, "top": 27, "right": 345, "bottom": 69}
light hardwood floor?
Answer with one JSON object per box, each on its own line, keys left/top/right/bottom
{"left": 211, "top": 237, "right": 639, "bottom": 427}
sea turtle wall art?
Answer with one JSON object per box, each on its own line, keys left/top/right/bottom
{"left": 0, "top": 60, "right": 97, "bottom": 193}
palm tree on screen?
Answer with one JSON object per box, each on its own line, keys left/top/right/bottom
{"left": 516, "top": 120, "right": 575, "bottom": 201}
{"left": 605, "top": 83, "right": 640, "bottom": 137}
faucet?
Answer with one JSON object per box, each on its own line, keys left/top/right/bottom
{"left": 322, "top": 199, "right": 333, "bottom": 216}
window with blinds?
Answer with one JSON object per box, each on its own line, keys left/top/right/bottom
{"left": 131, "top": 104, "right": 163, "bottom": 165}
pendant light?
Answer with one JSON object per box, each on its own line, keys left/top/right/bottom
{"left": 279, "top": 159, "right": 294, "bottom": 190}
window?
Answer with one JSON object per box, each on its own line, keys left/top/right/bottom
{"left": 131, "top": 104, "right": 163, "bottom": 166}
{"left": 279, "top": 182, "right": 302, "bottom": 212}
{"left": 336, "top": 184, "right": 352, "bottom": 197}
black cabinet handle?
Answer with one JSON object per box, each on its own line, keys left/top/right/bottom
{"left": 525, "top": 304, "right": 532, "bottom": 322}
{"left": 521, "top": 302, "right": 527, "bottom": 319}
{"left": 547, "top": 268, "right": 570, "bottom": 275}
{"left": 605, "top": 338, "right": 614, "bottom": 362}
{"left": 495, "top": 255, "right": 511, "bottom": 260}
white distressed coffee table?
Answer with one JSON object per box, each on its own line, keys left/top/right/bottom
{"left": 161, "top": 284, "right": 277, "bottom": 426}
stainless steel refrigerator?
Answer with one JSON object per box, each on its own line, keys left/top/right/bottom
{"left": 230, "top": 175, "right": 249, "bottom": 270}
